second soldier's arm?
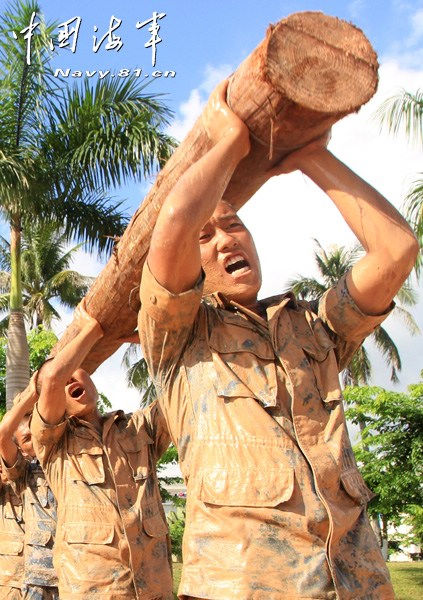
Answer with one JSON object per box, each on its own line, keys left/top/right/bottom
{"left": 37, "top": 301, "right": 103, "bottom": 425}
{"left": 0, "top": 375, "right": 38, "bottom": 467}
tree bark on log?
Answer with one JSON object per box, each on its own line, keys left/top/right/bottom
{"left": 52, "top": 11, "right": 379, "bottom": 373}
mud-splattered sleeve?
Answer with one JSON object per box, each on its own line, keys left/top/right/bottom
{"left": 0, "top": 451, "right": 27, "bottom": 496}
{"left": 318, "top": 273, "right": 395, "bottom": 369}
{"left": 30, "top": 403, "right": 67, "bottom": 470}
{"left": 138, "top": 261, "right": 204, "bottom": 388}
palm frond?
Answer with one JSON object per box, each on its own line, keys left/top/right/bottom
{"left": 286, "top": 276, "right": 327, "bottom": 299}
{"left": 394, "top": 280, "right": 418, "bottom": 307}
{"left": 376, "top": 89, "right": 423, "bottom": 146}
{"left": 121, "top": 345, "right": 156, "bottom": 407}
{"left": 42, "top": 77, "right": 177, "bottom": 191}
{"left": 343, "top": 345, "right": 372, "bottom": 386}
{"left": 0, "top": 313, "right": 9, "bottom": 336}
{"left": 392, "top": 305, "right": 420, "bottom": 336}
{"left": 403, "top": 175, "right": 423, "bottom": 278}
{"left": 0, "top": 293, "right": 11, "bottom": 314}
{"left": 371, "top": 326, "right": 401, "bottom": 383}
{"left": 0, "top": 271, "right": 11, "bottom": 293}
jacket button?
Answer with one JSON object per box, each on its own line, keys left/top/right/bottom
{"left": 150, "top": 295, "right": 157, "bottom": 304}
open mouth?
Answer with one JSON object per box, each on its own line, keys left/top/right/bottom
{"left": 68, "top": 382, "right": 85, "bottom": 399}
{"left": 225, "top": 254, "right": 250, "bottom": 275}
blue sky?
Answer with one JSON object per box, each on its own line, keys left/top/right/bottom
{"left": 1, "top": 0, "right": 423, "bottom": 409}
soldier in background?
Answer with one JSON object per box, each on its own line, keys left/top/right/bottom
{"left": 0, "top": 376, "right": 58, "bottom": 600}
{"left": 30, "top": 302, "right": 172, "bottom": 600}
{"left": 0, "top": 461, "right": 24, "bottom": 599}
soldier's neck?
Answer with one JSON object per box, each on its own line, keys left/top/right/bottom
{"left": 84, "top": 410, "right": 103, "bottom": 433}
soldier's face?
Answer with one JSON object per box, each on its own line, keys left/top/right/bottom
{"left": 65, "top": 368, "right": 99, "bottom": 419}
{"left": 199, "top": 201, "right": 262, "bottom": 306}
{"left": 15, "top": 419, "right": 35, "bottom": 459}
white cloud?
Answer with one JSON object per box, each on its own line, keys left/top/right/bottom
{"left": 167, "top": 88, "right": 204, "bottom": 141}
{"left": 200, "top": 64, "right": 233, "bottom": 93}
{"left": 166, "top": 63, "right": 233, "bottom": 142}
{"left": 68, "top": 247, "right": 105, "bottom": 278}
{"left": 407, "top": 7, "right": 423, "bottom": 46}
{"left": 383, "top": 5, "right": 423, "bottom": 68}
{"left": 348, "top": 0, "right": 366, "bottom": 20}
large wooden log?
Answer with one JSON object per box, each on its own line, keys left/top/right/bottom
{"left": 53, "top": 11, "right": 378, "bottom": 372}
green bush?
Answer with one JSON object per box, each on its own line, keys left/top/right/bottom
{"left": 167, "top": 506, "right": 186, "bottom": 562}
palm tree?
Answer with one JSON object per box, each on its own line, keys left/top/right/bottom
{"left": 376, "top": 89, "right": 423, "bottom": 275}
{"left": 0, "top": 222, "right": 94, "bottom": 332}
{"left": 288, "top": 240, "right": 419, "bottom": 385}
{"left": 0, "top": 1, "right": 176, "bottom": 406}
{"left": 121, "top": 344, "right": 156, "bottom": 407}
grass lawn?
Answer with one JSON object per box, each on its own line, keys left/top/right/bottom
{"left": 173, "top": 562, "right": 182, "bottom": 599}
{"left": 172, "top": 561, "right": 423, "bottom": 599}
{"left": 388, "top": 562, "right": 423, "bottom": 600}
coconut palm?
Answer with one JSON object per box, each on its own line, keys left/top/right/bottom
{"left": 288, "top": 240, "right": 419, "bottom": 385}
{"left": 0, "top": 222, "right": 94, "bottom": 332}
{"left": 121, "top": 343, "right": 156, "bottom": 408}
{"left": 376, "top": 89, "right": 423, "bottom": 275}
{"left": 0, "top": 1, "right": 176, "bottom": 406}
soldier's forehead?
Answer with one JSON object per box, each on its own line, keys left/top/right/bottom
{"left": 206, "top": 202, "right": 242, "bottom": 225}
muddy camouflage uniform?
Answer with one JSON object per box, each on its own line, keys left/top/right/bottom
{"left": 0, "top": 457, "right": 25, "bottom": 600}
{"left": 139, "top": 262, "right": 395, "bottom": 600}
{"left": 1, "top": 452, "right": 58, "bottom": 600}
{"left": 31, "top": 400, "right": 172, "bottom": 600}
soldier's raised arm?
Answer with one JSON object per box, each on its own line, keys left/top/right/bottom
{"left": 268, "top": 136, "right": 419, "bottom": 315}
{"left": 147, "top": 80, "right": 250, "bottom": 294}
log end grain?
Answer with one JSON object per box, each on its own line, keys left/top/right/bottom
{"left": 265, "top": 11, "right": 378, "bottom": 114}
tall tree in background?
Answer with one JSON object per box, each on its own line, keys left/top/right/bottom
{"left": 0, "top": 327, "right": 111, "bottom": 419}
{"left": 377, "top": 89, "right": 423, "bottom": 275}
{"left": 288, "top": 240, "right": 419, "bottom": 385}
{"left": 0, "top": 1, "right": 175, "bottom": 407}
{"left": 344, "top": 383, "right": 423, "bottom": 555}
{"left": 0, "top": 222, "right": 94, "bottom": 332}
{"left": 122, "top": 344, "right": 156, "bottom": 407}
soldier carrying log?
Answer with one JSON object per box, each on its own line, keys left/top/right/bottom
{"left": 137, "top": 80, "right": 418, "bottom": 599}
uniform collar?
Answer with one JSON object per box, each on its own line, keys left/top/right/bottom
{"left": 69, "top": 410, "right": 126, "bottom": 442}
{"left": 205, "top": 291, "right": 297, "bottom": 324}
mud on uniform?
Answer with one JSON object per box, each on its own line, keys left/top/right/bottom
{"left": 0, "top": 455, "right": 25, "bottom": 600}
{"left": 139, "top": 262, "right": 395, "bottom": 600}
{"left": 1, "top": 453, "right": 58, "bottom": 600}
{"left": 31, "top": 401, "right": 173, "bottom": 600}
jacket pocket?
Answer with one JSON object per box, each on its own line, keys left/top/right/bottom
{"left": 68, "top": 436, "right": 105, "bottom": 485}
{"left": 143, "top": 512, "right": 168, "bottom": 538}
{"left": 0, "top": 532, "right": 23, "bottom": 555}
{"left": 118, "top": 429, "right": 151, "bottom": 482}
{"left": 27, "top": 529, "right": 52, "bottom": 547}
{"left": 208, "top": 318, "right": 277, "bottom": 406}
{"left": 64, "top": 522, "right": 114, "bottom": 545}
{"left": 4, "top": 501, "right": 23, "bottom": 522}
{"left": 340, "top": 470, "right": 375, "bottom": 506}
{"left": 300, "top": 318, "right": 342, "bottom": 406}
{"left": 198, "top": 467, "right": 294, "bottom": 507}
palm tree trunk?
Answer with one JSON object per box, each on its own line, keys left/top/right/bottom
{"left": 6, "top": 220, "right": 29, "bottom": 409}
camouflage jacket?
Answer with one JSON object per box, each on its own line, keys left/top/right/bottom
{"left": 31, "top": 402, "right": 172, "bottom": 600}
{"left": 139, "top": 262, "right": 395, "bottom": 600}
{"left": 3, "top": 454, "right": 57, "bottom": 588}
{"left": 0, "top": 455, "right": 25, "bottom": 590}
